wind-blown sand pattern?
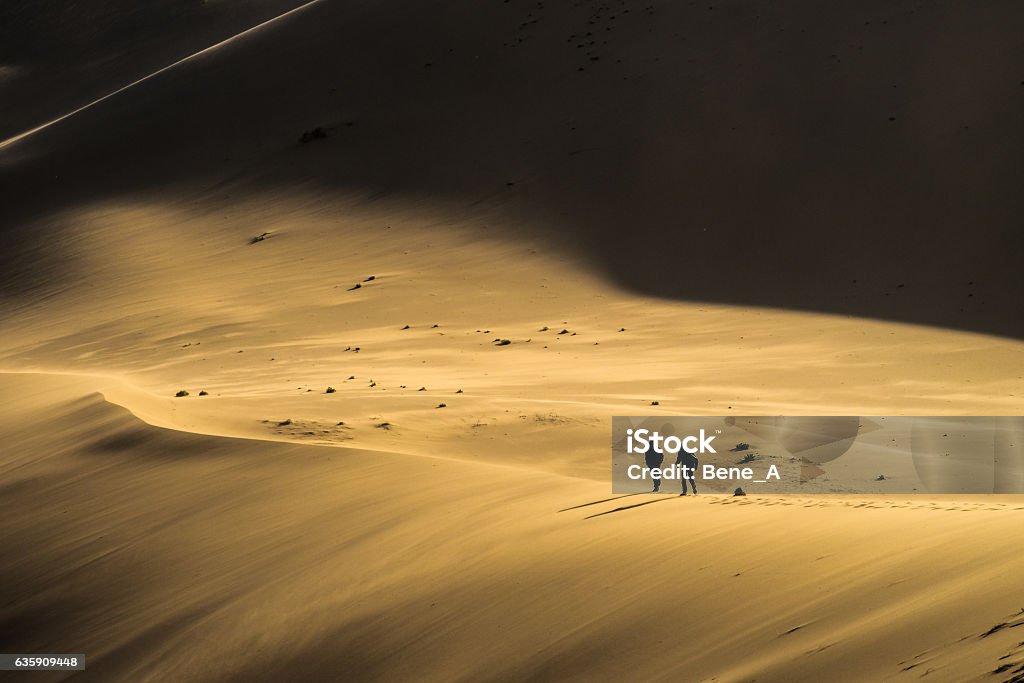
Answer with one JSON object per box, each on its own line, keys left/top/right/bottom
{"left": 2, "top": 0, "right": 1023, "bottom": 680}
{"left": 4, "top": 375, "right": 1024, "bottom": 681}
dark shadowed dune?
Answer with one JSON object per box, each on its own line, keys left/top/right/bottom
{"left": 0, "top": 0, "right": 305, "bottom": 140}
{"left": 1, "top": 0, "right": 1022, "bottom": 336}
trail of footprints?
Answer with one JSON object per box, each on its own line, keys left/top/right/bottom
{"left": 706, "top": 497, "right": 1022, "bottom": 513}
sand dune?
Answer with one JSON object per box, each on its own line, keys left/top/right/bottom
{"left": 0, "top": 0, "right": 308, "bottom": 143}
{"left": 2, "top": 196, "right": 1022, "bottom": 480}
{"left": 3, "top": 0, "right": 1024, "bottom": 680}
{"left": 3, "top": 373, "right": 1024, "bottom": 682}
{"left": 3, "top": 1, "right": 1023, "bottom": 335}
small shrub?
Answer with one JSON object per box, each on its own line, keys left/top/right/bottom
{"left": 494, "top": 339, "right": 511, "bottom": 346}
{"left": 175, "top": 390, "right": 189, "bottom": 397}
{"left": 198, "top": 390, "right": 208, "bottom": 396}
{"left": 325, "top": 387, "right": 336, "bottom": 394}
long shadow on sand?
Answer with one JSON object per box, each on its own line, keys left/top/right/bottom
{"left": 584, "top": 498, "right": 678, "bottom": 519}
{"left": 558, "top": 494, "right": 643, "bottom": 513}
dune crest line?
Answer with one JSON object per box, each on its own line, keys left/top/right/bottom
{"left": 0, "top": 0, "right": 325, "bottom": 153}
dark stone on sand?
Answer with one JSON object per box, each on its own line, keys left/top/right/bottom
{"left": 299, "top": 127, "right": 328, "bottom": 143}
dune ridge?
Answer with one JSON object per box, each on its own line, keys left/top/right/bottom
{"left": 3, "top": 372, "right": 1024, "bottom": 682}
{"left": 1, "top": 196, "right": 1022, "bottom": 489}
{"left": 0, "top": 0, "right": 324, "bottom": 153}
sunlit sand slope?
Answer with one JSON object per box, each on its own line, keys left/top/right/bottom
{"left": 3, "top": 373, "right": 1024, "bottom": 682}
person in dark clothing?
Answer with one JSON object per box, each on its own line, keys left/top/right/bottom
{"left": 676, "top": 448, "right": 698, "bottom": 495}
{"left": 644, "top": 441, "right": 664, "bottom": 492}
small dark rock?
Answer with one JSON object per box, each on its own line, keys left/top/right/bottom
{"left": 299, "top": 127, "right": 329, "bottom": 143}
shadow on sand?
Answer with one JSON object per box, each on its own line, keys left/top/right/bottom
{"left": 584, "top": 497, "right": 679, "bottom": 519}
{"left": 558, "top": 494, "right": 643, "bottom": 513}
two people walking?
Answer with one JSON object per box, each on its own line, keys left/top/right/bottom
{"left": 644, "top": 423, "right": 698, "bottom": 495}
